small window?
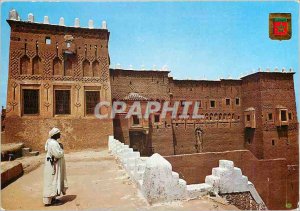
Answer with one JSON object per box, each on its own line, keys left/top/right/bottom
{"left": 246, "top": 115, "right": 251, "bottom": 122}
{"left": 210, "top": 100, "right": 216, "bottom": 108}
{"left": 180, "top": 101, "right": 185, "bottom": 107}
{"left": 236, "top": 98, "right": 240, "bottom": 105}
{"left": 288, "top": 113, "right": 292, "bottom": 120}
{"left": 45, "top": 37, "right": 51, "bottom": 45}
{"left": 268, "top": 113, "right": 273, "bottom": 121}
{"left": 23, "top": 89, "right": 39, "bottom": 114}
{"left": 132, "top": 115, "right": 139, "bottom": 125}
{"left": 281, "top": 110, "right": 287, "bottom": 121}
{"left": 226, "top": 98, "right": 230, "bottom": 106}
{"left": 198, "top": 100, "right": 202, "bottom": 108}
{"left": 272, "top": 140, "right": 275, "bottom": 146}
{"left": 55, "top": 90, "right": 70, "bottom": 115}
{"left": 154, "top": 114, "right": 160, "bottom": 123}
{"left": 66, "top": 42, "right": 71, "bottom": 48}
{"left": 85, "top": 91, "right": 100, "bottom": 115}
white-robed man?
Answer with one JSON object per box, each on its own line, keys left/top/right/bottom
{"left": 43, "top": 127, "right": 68, "bottom": 206}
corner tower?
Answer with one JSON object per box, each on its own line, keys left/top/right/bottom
{"left": 241, "top": 70, "right": 299, "bottom": 165}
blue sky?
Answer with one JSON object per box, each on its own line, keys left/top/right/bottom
{"left": 0, "top": 1, "right": 299, "bottom": 114}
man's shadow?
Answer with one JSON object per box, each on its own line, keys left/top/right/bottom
{"left": 58, "top": 195, "right": 77, "bottom": 204}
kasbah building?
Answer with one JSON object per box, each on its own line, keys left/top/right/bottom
{"left": 2, "top": 9, "right": 299, "bottom": 210}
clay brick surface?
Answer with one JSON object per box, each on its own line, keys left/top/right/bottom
{"left": 1, "top": 161, "right": 23, "bottom": 188}
{"left": 165, "top": 150, "right": 298, "bottom": 210}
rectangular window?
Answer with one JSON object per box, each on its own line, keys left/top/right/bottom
{"left": 85, "top": 91, "right": 100, "bottom": 115}
{"left": 198, "top": 100, "right": 202, "bottom": 107}
{"left": 268, "top": 113, "right": 273, "bottom": 121}
{"left": 154, "top": 114, "right": 160, "bottom": 123}
{"left": 288, "top": 113, "right": 292, "bottom": 120}
{"left": 23, "top": 89, "right": 39, "bottom": 114}
{"left": 210, "top": 100, "right": 216, "bottom": 108}
{"left": 236, "top": 98, "right": 240, "bottom": 105}
{"left": 226, "top": 98, "right": 230, "bottom": 106}
{"left": 247, "top": 115, "right": 251, "bottom": 122}
{"left": 180, "top": 101, "right": 185, "bottom": 107}
{"left": 281, "top": 110, "right": 287, "bottom": 121}
{"left": 132, "top": 115, "right": 140, "bottom": 125}
{"left": 55, "top": 90, "right": 70, "bottom": 115}
{"left": 45, "top": 37, "right": 51, "bottom": 45}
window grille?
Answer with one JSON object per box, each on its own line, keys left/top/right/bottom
{"left": 85, "top": 91, "right": 100, "bottom": 114}
{"left": 23, "top": 89, "right": 39, "bottom": 114}
{"left": 55, "top": 90, "right": 70, "bottom": 114}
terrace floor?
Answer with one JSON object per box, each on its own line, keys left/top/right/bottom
{"left": 1, "top": 149, "right": 237, "bottom": 210}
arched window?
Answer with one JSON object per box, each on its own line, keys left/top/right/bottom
{"left": 53, "top": 57, "right": 62, "bottom": 75}
{"left": 92, "top": 60, "right": 100, "bottom": 77}
{"left": 219, "top": 113, "right": 222, "bottom": 120}
{"left": 223, "top": 113, "right": 227, "bottom": 120}
{"left": 64, "top": 54, "right": 72, "bottom": 76}
{"left": 32, "top": 56, "right": 41, "bottom": 75}
{"left": 83, "top": 60, "right": 91, "bottom": 77}
{"left": 209, "top": 113, "right": 213, "bottom": 120}
{"left": 20, "top": 55, "right": 30, "bottom": 75}
{"left": 205, "top": 113, "right": 209, "bottom": 120}
{"left": 200, "top": 113, "right": 204, "bottom": 121}
{"left": 214, "top": 113, "right": 218, "bottom": 120}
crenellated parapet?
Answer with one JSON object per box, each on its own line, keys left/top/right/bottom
{"left": 108, "top": 135, "right": 266, "bottom": 208}
{"left": 8, "top": 9, "right": 107, "bottom": 30}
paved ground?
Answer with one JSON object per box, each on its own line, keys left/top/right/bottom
{"left": 1, "top": 149, "right": 237, "bottom": 210}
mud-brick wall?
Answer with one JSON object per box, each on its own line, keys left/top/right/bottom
{"left": 260, "top": 73, "right": 298, "bottom": 165}
{"left": 165, "top": 150, "right": 298, "bottom": 210}
{"left": 172, "top": 121, "right": 244, "bottom": 154}
{"left": 113, "top": 114, "right": 130, "bottom": 145}
{"left": 4, "top": 116, "right": 113, "bottom": 151}
{"left": 110, "top": 69, "right": 170, "bottom": 100}
{"left": 150, "top": 127, "right": 174, "bottom": 156}
{"left": 242, "top": 73, "right": 299, "bottom": 165}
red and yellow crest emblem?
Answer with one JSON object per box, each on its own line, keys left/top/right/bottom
{"left": 269, "top": 13, "right": 291, "bottom": 40}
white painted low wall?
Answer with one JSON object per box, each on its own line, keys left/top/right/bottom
{"left": 108, "top": 136, "right": 265, "bottom": 206}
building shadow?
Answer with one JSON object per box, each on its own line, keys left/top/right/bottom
{"left": 58, "top": 195, "right": 77, "bottom": 204}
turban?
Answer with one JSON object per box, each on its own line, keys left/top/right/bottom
{"left": 49, "top": 127, "right": 60, "bottom": 138}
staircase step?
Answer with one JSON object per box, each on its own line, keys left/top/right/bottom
{"left": 22, "top": 147, "right": 32, "bottom": 156}
{"left": 29, "top": 151, "right": 39, "bottom": 156}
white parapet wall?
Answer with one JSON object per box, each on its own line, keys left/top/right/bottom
{"left": 108, "top": 136, "right": 265, "bottom": 206}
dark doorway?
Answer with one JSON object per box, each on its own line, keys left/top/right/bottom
{"left": 245, "top": 128, "right": 255, "bottom": 144}
{"left": 129, "top": 131, "right": 150, "bottom": 156}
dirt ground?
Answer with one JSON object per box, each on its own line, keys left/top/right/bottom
{"left": 1, "top": 149, "right": 237, "bottom": 210}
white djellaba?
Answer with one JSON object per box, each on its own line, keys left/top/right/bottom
{"left": 43, "top": 127, "right": 68, "bottom": 205}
